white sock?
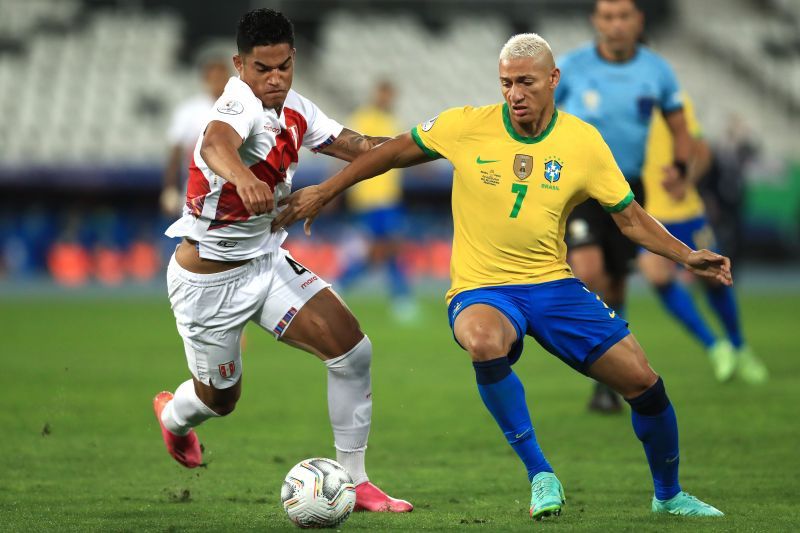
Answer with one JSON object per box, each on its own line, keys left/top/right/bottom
{"left": 337, "top": 449, "right": 367, "bottom": 486}
{"left": 161, "top": 379, "right": 219, "bottom": 436}
{"left": 326, "top": 335, "right": 372, "bottom": 485}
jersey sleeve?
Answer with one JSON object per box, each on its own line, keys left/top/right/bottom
{"left": 409, "top": 106, "right": 467, "bottom": 160}
{"left": 657, "top": 57, "right": 683, "bottom": 114}
{"left": 207, "top": 90, "right": 261, "bottom": 141}
{"left": 301, "top": 103, "right": 344, "bottom": 152}
{"left": 586, "top": 128, "right": 634, "bottom": 212}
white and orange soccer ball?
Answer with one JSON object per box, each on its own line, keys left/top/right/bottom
{"left": 281, "top": 458, "right": 356, "bottom": 528}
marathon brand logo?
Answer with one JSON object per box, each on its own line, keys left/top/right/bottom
{"left": 300, "top": 275, "right": 318, "bottom": 289}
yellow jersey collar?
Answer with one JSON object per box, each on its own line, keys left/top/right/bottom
{"left": 502, "top": 104, "right": 558, "bottom": 144}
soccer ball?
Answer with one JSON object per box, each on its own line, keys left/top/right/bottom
{"left": 281, "top": 458, "right": 356, "bottom": 528}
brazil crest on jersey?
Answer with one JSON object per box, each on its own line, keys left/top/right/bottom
{"left": 411, "top": 104, "right": 633, "bottom": 302}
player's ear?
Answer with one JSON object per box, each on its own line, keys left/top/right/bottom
{"left": 233, "top": 54, "right": 244, "bottom": 75}
{"left": 550, "top": 67, "right": 560, "bottom": 89}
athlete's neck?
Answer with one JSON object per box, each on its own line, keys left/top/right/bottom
{"left": 596, "top": 41, "right": 637, "bottom": 63}
{"left": 511, "top": 103, "right": 556, "bottom": 139}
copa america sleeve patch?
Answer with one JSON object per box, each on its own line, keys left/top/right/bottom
{"left": 217, "top": 100, "right": 244, "bottom": 115}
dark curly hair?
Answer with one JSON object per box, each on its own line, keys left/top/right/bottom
{"left": 236, "top": 9, "right": 294, "bottom": 54}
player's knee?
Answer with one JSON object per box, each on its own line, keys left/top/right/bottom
{"left": 208, "top": 399, "right": 238, "bottom": 416}
{"left": 463, "top": 330, "right": 510, "bottom": 361}
{"left": 621, "top": 365, "right": 659, "bottom": 398}
{"left": 327, "top": 335, "right": 371, "bottom": 378}
{"left": 643, "top": 265, "right": 672, "bottom": 286}
{"left": 197, "top": 382, "right": 241, "bottom": 416}
{"left": 316, "top": 314, "right": 364, "bottom": 358}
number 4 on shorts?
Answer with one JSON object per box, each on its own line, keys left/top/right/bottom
{"left": 285, "top": 256, "right": 308, "bottom": 275}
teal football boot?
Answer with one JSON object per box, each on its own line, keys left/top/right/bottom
{"left": 529, "top": 472, "right": 565, "bottom": 520}
{"left": 708, "top": 340, "right": 736, "bottom": 382}
{"left": 736, "top": 345, "right": 768, "bottom": 384}
{"left": 652, "top": 491, "right": 724, "bottom": 516}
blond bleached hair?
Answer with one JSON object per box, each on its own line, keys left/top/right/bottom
{"left": 499, "top": 33, "right": 554, "bottom": 64}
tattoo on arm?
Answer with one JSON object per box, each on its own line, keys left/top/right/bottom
{"left": 319, "top": 128, "right": 391, "bottom": 162}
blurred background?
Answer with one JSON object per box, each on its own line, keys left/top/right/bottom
{"left": 0, "top": 0, "right": 797, "bottom": 292}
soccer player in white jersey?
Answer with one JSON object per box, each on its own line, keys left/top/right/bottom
{"left": 153, "top": 9, "right": 412, "bottom": 513}
{"left": 160, "top": 49, "right": 231, "bottom": 216}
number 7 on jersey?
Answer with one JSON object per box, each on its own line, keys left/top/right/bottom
{"left": 509, "top": 183, "right": 528, "bottom": 218}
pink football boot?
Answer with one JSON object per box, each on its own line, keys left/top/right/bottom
{"left": 153, "top": 391, "right": 203, "bottom": 468}
{"left": 354, "top": 481, "right": 413, "bottom": 512}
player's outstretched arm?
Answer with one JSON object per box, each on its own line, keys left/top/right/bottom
{"left": 201, "top": 121, "right": 274, "bottom": 214}
{"left": 611, "top": 200, "right": 733, "bottom": 286}
{"left": 318, "top": 128, "right": 392, "bottom": 162}
{"left": 273, "top": 133, "right": 429, "bottom": 234}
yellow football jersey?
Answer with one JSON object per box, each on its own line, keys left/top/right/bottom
{"left": 411, "top": 104, "right": 633, "bottom": 302}
{"left": 347, "top": 106, "right": 402, "bottom": 211}
{"left": 642, "top": 93, "right": 705, "bottom": 222}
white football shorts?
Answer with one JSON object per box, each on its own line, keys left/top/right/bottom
{"left": 166, "top": 247, "right": 330, "bottom": 388}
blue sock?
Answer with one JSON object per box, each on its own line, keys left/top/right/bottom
{"left": 705, "top": 285, "right": 744, "bottom": 349}
{"left": 626, "top": 377, "right": 681, "bottom": 501}
{"left": 337, "top": 260, "right": 368, "bottom": 291}
{"left": 473, "top": 358, "right": 552, "bottom": 482}
{"left": 656, "top": 281, "right": 717, "bottom": 349}
{"left": 387, "top": 256, "right": 410, "bottom": 298}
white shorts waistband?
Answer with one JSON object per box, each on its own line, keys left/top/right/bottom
{"left": 167, "top": 253, "right": 269, "bottom": 287}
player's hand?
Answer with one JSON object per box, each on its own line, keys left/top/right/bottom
{"left": 160, "top": 186, "right": 182, "bottom": 215}
{"left": 685, "top": 249, "right": 733, "bottom": 286}
{"left": 661, "top": 165, "right": 687, "bottom": 201}
{"left": 236, "top": 175, "right": 274, "bottom": 215}
{"left": 271, "top": 185, "right": 325, "bottom": 236}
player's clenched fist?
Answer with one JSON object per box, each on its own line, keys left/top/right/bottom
{"left": 236, "top": 175, "right": 274, "bottom": 215}
{"left": 685, "top": 249, "right": 733, "bottom": 286}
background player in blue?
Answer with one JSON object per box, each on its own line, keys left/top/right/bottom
{"left": 556, "top": 0, "right": 694, "bottom": 412}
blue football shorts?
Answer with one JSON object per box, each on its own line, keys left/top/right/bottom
{"left": 358, "top": 205, "right": 405, "bottom": 239}
{"left": 663, "top": 215, "right": 717, "bottom": 253}
{"left": 447, "top": 278, "right": 630, "bottom": 374}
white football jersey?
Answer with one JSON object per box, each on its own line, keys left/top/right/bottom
{"left": 165, "top": 77, "right": 343, "bottom": 261}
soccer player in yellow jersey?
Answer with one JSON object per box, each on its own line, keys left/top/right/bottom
{"left": 340, "top": 80, "right": 416, "bottom": 320}
{"left": 274, "top": 34, "right": 727, "bottom": 519}
{"left": 640, "top": 95, "right": 768, "bottom": 383}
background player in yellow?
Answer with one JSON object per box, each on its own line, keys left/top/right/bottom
{"left": 340, "top": 80, "right": 417, "bottom": 321}
{"left": 640, "top": 94, "right": 768, "bottom": 383}
{"left": 275, "top": 33, "right": 729, "bottom": 520}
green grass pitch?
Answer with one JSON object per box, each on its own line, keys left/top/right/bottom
{"left": 1, "top": 290, "right": 798, "bottom": 531}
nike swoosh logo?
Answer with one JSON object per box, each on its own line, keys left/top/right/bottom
{"left": 666, "top": 456, "right": 679, "bottom": 463}
{"left": 476, "top": 156, "right": 500, "bottom": 164}
{"left": 609, "top": 311, "right": 616, "bottom": 318}
{"left": 514, "top": 429, "right": 531, "bottom": 440}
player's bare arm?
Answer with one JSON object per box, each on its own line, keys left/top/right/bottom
{"left": 611, "top": 200, "right": 732, "bottom": 285}
{"left": 200, "top": 120, "right": 274, "bottom": 214}
{"left": 661, "top": 108, "right": 694, "bottom": 200}
{"left": 317, "top": 128, "right": 391, "bottom": 162}
{"left": 274, "top": 133, "right": 429, "bottom": 233}
{"left": 689, "top": 137, "right": 712, "bottom": 183}
{"left": 160, "top": 144, "right": 185, "bottom": 214}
